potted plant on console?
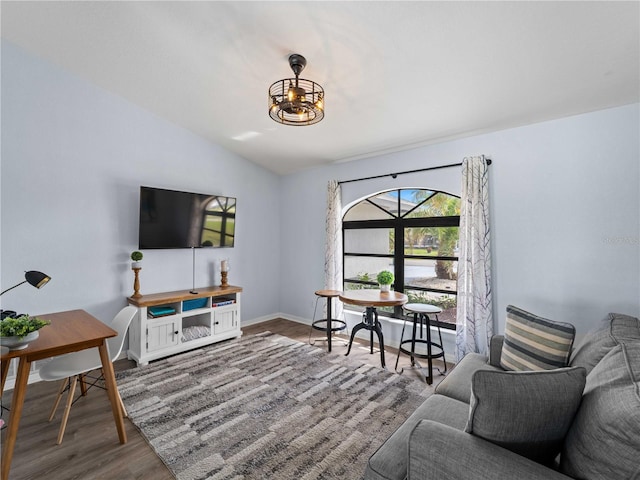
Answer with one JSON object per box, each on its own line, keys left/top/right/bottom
{"left": 377, "top": 270, "right": 394, "bottom": 293}
{"left": 0, "top": 314, "right": 50, "bottom": 350}
{"left": 131, "top": 250, "right": 143, "bottom": 269}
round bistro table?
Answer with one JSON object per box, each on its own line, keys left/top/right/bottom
{"left": 338, "top": 290, "right": 408, "bottom": 368}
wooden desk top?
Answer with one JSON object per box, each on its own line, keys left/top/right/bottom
{"left": 0, "top": 309, "right": 116, "bottom": 363}
{"left": 339, "top": 290, "right": 408, "bottom": 307}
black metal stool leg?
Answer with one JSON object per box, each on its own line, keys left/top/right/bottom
{"left": 435, "top": 314, "right": 448, "bottom": 374}
{"left": 410, "top": 312, "right": 419, "bottom": 367}
{"left": 395, "top": 318, "right": 409, "bottom": 373}
{"left": 425, "top": 313, "right": 434, "bottom": 385}
{"left": 373, "top": 309, "right": 386, "bottom": 368}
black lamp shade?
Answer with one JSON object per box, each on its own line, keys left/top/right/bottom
{"left": 25, "top": 271, "right": 51, "bottom": 289}
{"left": 0, "top": 270, "right": 51, "bottom": 297}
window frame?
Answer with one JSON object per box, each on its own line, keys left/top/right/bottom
{"left": 342, "top": 189, "right": 460, "bottom": 329}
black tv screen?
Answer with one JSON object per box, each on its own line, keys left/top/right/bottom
{"left": 138, "top": 186, "right": 236, "bottom": 249}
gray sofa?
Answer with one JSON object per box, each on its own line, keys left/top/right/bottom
{"left": 364, "top": 312, "right": 640, "bottom": 480}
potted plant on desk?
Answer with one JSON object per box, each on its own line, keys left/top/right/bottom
{"left": 377, "top": 270, "right": 394, "bottom": 293}
{"left": 0, "top": 314, "right": 50, "bottom": 350}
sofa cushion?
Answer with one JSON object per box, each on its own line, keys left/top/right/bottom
{"left": 364, "top": 394, "right": 469, "bottom": 480}
{"left": 561, "top": 342, "right": 640, "bottom": 480}
{"left": 569, "top": 312, "right": 640, "bottom": 374}
{"left": 434, "top": 352, "right": 500, "bottom": 404}
{"left": 500, "top": 305, "right": 575, "bottom": 371}
{"left": 409, "top": 421, "right": 575, "bottom": 480}
{"left": 465, "top": 366, "right": 586, "bottom": 465}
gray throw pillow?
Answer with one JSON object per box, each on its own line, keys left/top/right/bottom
{"left": 465, "top": 366, "right": 586, "bottom": 465}
{"left": 561, "top": 343, "right": 640, "bottom": 480}
{"left": 501, "top": 305, "right": 575, "bottom": 371}
{"left": 569, "top": 312, "right": 640, "bottom": 374}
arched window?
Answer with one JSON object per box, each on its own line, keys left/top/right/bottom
{"left": 342, "top": 189, "right": 460, "bottom": 328}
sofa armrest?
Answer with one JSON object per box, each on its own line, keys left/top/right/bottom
{"left": 489, "top": 335, "right": 505, "bottom": 367}
{"left": 408, "top": 420, "right": 572, "bottom": 480}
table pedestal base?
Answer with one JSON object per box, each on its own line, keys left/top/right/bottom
{"left": 345, "top": 306, "right": 386, "bottom": 368}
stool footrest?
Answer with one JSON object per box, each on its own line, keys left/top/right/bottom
{"left": 311, "top": 319, "right": 347, "bottom": 333}
{"left": 398, "top": 339, "right": 445, "bottom": 360}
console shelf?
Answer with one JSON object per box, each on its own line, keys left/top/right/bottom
{"left": 127, "top": 285, "right": 242, "bottom": 366}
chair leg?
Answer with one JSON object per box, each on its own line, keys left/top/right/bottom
{"left": 79, "top": 373, "right": 88, "bottom": 396}
{"left": 56, "top": 375, "right": 78, "bottom": 445}
{"left": 116, "top": 387, "right": 128, "bottom": 418}
{"left": 48, "top": 378, "right": 69, "bottom": 422}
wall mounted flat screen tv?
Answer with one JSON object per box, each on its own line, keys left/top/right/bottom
{"left": 138, "top": 186, "right": 236, "bottom": 249}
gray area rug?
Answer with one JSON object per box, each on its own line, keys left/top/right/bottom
{"left": 117, "top": 332, "right": 432, "bottom": 479}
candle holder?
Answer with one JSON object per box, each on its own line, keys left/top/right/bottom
{"left": 132, "top": 267, "right": 142, "bottom": 298}
{"left": 221, "top": 270, "right": 229, "bottom": 288}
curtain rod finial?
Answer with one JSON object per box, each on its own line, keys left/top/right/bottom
{"left": 486, "top": 158, "right": 492, "bottom": 165}
{"left": 391, "top": 173, "right": 397, "bottom": 179}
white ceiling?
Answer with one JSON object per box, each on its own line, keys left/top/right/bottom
{"left": 2, "top": 1, "right": 639, "bottom": 175}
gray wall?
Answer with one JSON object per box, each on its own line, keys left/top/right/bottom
{"left": 1, "top": 41, "right": 281, "bottom": 323}
{"left": 279, "top": 104, "right": 640, "bottom": 336}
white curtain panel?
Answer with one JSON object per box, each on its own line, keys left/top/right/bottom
{"left": 455, "top": 156, "right": 493, "bottom": 362}
{"left": 324, "top": 180, "right": 343, "bottom": 319}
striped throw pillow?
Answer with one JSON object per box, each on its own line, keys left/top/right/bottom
{"left": 500, "top": 306, "right": 576, "bottom": 371}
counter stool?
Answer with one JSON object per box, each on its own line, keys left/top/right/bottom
{"left": 309, "top": 290, "right": 347, "bottom": 352}
{"left": 395, "top": 303, "right": 447, "bottom": 385}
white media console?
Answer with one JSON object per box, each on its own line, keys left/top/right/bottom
{"left": 126, "top": 285, "right": 242, "bottom": 366}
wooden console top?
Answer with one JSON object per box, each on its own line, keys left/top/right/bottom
{"left": 127, "top": 285, "right": 242, "bottom": 307}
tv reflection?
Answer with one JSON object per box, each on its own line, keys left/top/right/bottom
{"left": 189, "top": 196, "right": 236, "bottom": 248}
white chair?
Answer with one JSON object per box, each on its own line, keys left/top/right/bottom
{"left": 39, "top": 305, "right": 137, "bottom": 444}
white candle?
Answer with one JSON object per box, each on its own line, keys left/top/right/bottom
{"left": 221, "top": 260, "right": 228, "bottom": 272}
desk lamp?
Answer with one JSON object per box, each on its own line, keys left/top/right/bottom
{"left": 1, "top": 271, "right": 51, "bottom": 320}
{"left": 0, "top": 270, "right": 51, "bottom": 297}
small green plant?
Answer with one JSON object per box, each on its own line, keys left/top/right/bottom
{"left": 0, "top": 314, "right": 50, "bottom": 338}
{"left": 376, "top": 270, "right": 394, "bottom": 285}
{"left": 130, "top": 251, "right": 143, "bottom": 262}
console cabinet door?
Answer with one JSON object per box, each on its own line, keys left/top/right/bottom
{"left": 213, "top": 307, "right": 238, "bottom": 335}
{"left": 147, "top": 317, "right": 180, "bottom": 352}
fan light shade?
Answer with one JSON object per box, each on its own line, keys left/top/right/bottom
{"left": 0, "top": 270, "right": 51, "bottom": 296}
{"left": 268, "top": 54, "right": 324, "bottom": 126}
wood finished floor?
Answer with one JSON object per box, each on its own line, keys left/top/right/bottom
{"left": 0, "top": 318, "right": 450, "bottom": 480}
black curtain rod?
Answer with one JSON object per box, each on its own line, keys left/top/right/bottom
{"left": 338, "top": 158, "right": 492, "bottom": 185}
